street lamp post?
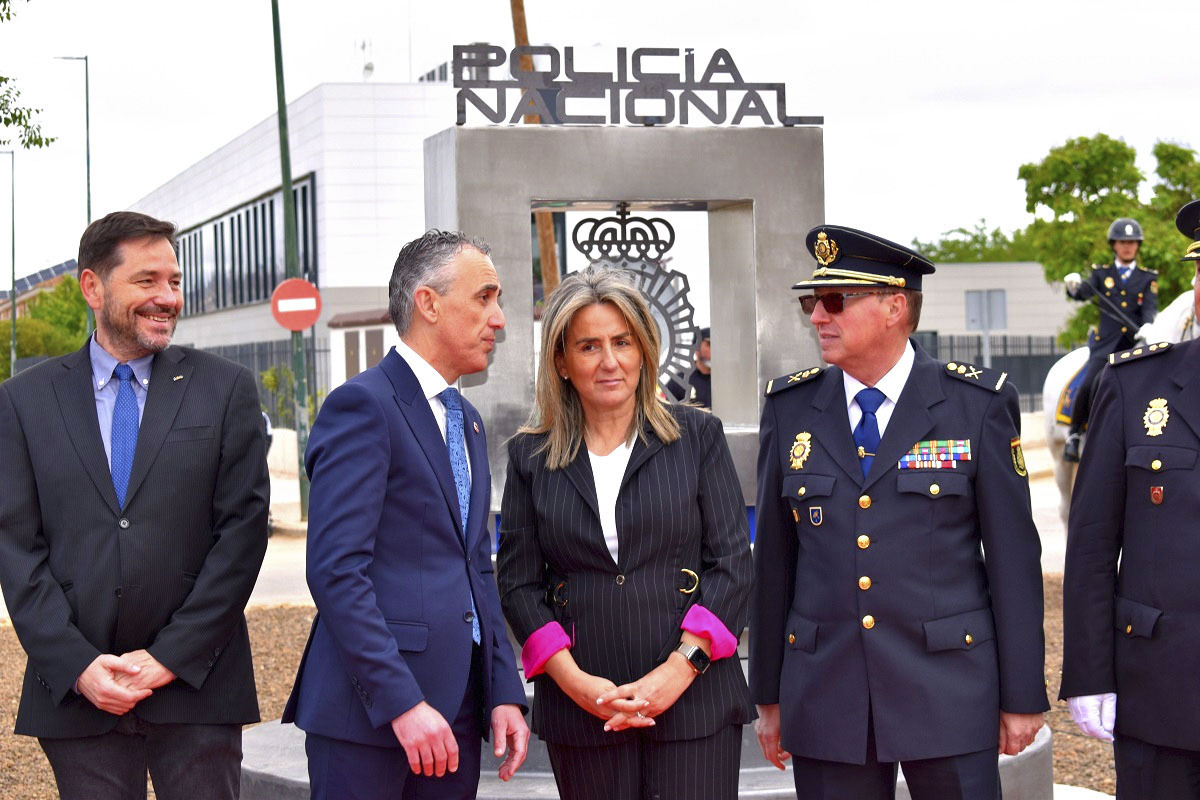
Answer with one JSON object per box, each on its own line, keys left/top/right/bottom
{"left": 56, "top": 55, "right": 93, "bottom": 334}
{"left": 3, "top": 150, "right": 13, "bottom": 379}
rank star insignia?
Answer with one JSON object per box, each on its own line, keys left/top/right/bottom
{"left": 1143, "top": 398, "right": 1169, "bottom": 436}
{"left": 790, "top": 432, "right": 812, "bottom": 470}
{"left": 813, "top": 231, "right": 839, "bottom": 266}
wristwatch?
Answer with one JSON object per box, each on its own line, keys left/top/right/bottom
{"left": 674, "top": 642, "right": 711, "bottom": 675}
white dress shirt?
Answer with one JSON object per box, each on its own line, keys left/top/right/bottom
{"left": 842, "top": 340, "right": 915, "bottom": 439}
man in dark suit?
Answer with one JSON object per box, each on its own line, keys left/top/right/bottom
{"left": 1062, "top": 217, "right": 1158, "bottom": 461}
{"left": 283, "top": 230, "right": 529, "bottom": 798}
{"left": 750, "top": 225, "right": 1048, "bottom": 799}
{"left": 1061, "top": 200, "right": 1200, "bottom": 798}
{"left": 0, "top": 211, "right": 270, "bottom": 799}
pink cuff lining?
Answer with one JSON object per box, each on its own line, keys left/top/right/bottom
{"left": 681, "top": 604, "right": 739, "bottom": 660}
{"left": 521, "top": 621, "right": 571, "bottom": 677}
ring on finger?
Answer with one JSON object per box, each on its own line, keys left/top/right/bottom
{"left": 636, "top": 711, "right": 645, "bottom": 719}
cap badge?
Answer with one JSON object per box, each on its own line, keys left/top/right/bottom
{"left": 813, "top": 231, "right": 839, "bottom": 266}
{"left": 1143, "top": 398, "right": 1169, "bottom": 437}
{"left": 789, "top": 432, "right": 812, "bottom": 470}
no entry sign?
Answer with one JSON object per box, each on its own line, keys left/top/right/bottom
{"left": 271, "top": 278, "right": 322, "bottom": 332}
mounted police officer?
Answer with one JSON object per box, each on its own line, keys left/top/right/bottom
{"left": 1061, "top": 200, "right": 1200, "bottom": 798}
{"left": 1062, "top": 218, "right": 1158, "bottom": 461}
{"left": 750, "top": 225, "right": 1048, "bottom": 799}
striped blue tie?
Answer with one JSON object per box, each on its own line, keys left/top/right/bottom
{"left": 110, "top": 364, "right": 139, "bottom": 508}
{"left": 439, "top": 387, "right": 480, "bottom": 645}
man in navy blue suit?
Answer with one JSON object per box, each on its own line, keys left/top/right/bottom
{"left": 283, "top": 230, "right": 529, "bottom": 799}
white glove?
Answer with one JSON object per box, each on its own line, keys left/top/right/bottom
{"left": 1136, "top": 322, "right": 1155, "bottom": 343}
{"left": 1064, "top": 272, "right": 1082, "bottom": 293}
{"left": 1066, "top": 693, "right": 1116, "bottom": 742}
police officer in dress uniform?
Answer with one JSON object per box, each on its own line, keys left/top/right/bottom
{"left": 750, "top": 225, "right": 1049, "bottom": 799}
{"left": 1061, "top": 200, "right": 1200, "bottom": 799}
{"left": 1062, "top": 218, "right": 1158, "bottom": 461}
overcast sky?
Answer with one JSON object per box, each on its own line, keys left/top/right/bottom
{"left": 1, "top": 0, "right": 1196, "bottom": 289}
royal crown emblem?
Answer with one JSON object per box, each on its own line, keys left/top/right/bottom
{"left": 813, "top": 231, "right": 839, "bottom": 266}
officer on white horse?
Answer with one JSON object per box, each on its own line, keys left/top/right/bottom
{"left": 1061, "top": 218, "right": 1158, "bottom": 461}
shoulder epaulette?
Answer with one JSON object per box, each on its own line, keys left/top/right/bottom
{"left": 942, "top": 360, "right": 1008, "bottom": 392}
{"left": 1109, "top": 341, "right": 1171, "bottom": 365}
{"left": 1136, "top": 265, "right": 1158, "bottom": 274}
{"left": 765, "top": 366, "right": 824, "bottom": 396}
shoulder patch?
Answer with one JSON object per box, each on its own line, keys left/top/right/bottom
{"left": 1108, "top": 341, "right": 1171, "bottom": 366}
{"left": 1136, "top": 265, "right": 1158, "bottom": 274}
{"left": 942, "top": 361, "right": 1008, "bottom": 392}
{"left": 765, "top": 367, "right": 824, "bottom": 396}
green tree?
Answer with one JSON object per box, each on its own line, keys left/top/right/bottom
{"left": 28, "top": 275, "right": 87, "bottom": 344}
{"left": 911, "top": 219, "right": 1035, "bottom": 263}
{"left": 1018, "top": 134, "right": 1200, "bottom": 346}
{"left": 0, "top": 1, "right": 54, "bottom": 149}
{"left": 0, "top": 315, "right": 77, "bottom": 380}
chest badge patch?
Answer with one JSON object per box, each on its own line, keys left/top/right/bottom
{"left": 790, "top": 432, "right": 812, "bottom": 470}
{"left": 1104, "top": 276, "right": 1116, "bottom": 289}
{"left": 1150, "top": 486, "right": 1164, "bottom": 505}
{"left": 809, "top": 507, "right": 823, "bottom": 526}
{"left": 898, "top": 439, "right": 971, "bottom": 469}
{"left": 1143, "top": 398, "right": 1169, "bottom": 437}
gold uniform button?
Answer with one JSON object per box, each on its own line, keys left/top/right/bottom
{"left": 947, "top": 362, "right": 958, "bottom": 371}
{"left": 964, "top": 634, "right": 974, "bottom": 645}
{"left": 1126, "top": 624, "right": 1133, "bottom": 635}
{"left": 1151, "top": 459, "right": 1162, "bottom": 471}
{"left": 862, "top": 615, "right": 875, "bottom": 630}
{"left": 798, "top": 487, "right": 806, "bottom": 496}
{"left": 858, "top": 494, "right": 872, "bottom": 509}
{"left": 788, "top": 633, "right": 797, "bottom": 644}
{"left": 929, "top": 483, "right": 940, "bottom": 496}
{"left": 1121, "top": 301, "right": 1128, "bottom": 308}
{"left": 858, "top": 576, "right": 872, "bottom": 590}
{"left": 857, "top": 535, "right": 871, "bottom": 549}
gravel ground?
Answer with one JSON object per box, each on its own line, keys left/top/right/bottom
{"left": 1, "top": 580, "right": 1116, "bottom": 797}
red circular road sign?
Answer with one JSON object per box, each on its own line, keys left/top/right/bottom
{"left": 271, "top": 278, "right": 322, "bottom": 332}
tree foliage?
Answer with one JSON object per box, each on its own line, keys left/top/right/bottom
{"left": 1018, "top": 134, "right": 1199, "bottom": 346}
{"left": 912, "top": 219, "right": 1035, "bottom": 263}
{"left": 0, "top": 316, "right": 78, "bottom": 381}
{"left": 0, "top": 0, "right": 55, "bottom": 149}
{"left": 28, "top": 275, "right": 87, "bottom": 343}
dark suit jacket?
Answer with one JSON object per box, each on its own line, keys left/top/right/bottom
{"left": 1068, "top": 262, "right": 1157, "bottom": 352}
{"left": 750, "top": 345, "right": 1049, "bottom": 764}
{"left": 1061, "top": 339, "right": 1200, "bottom": 750}
{"left": 498, "top": 403, "right": 754, "bottom": 747}
{"left": 0, "top": 342, "right": 269, "bottom": 738}
{"left": 282, "top": 348, "right": 526, "bottom": 748}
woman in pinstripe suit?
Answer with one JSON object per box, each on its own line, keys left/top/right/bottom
{"left": 498, "top": 266, "right": 754, "bottom": 799}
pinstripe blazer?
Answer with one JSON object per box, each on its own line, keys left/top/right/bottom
{"left": 498, "top": 403, "right": 754, "bottom": 747}
{"left": 0, "top": 342, "right": 269, "bottom": 738}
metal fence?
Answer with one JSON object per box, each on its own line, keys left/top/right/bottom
{"left": 913, "top": 332, "right": 1070, "bottom": 413}
{"left": 204, "top": 337, "right": 330, "bottom": 426}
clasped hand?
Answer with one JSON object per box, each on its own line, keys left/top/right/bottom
{"left": 77, "top": 649, "right": 176, "bottom": 715}
{"left": 592, "top": 656, "right": 695, "bottom": 732}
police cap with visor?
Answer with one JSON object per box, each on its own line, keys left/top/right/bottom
{"left": 793, "top": 224, "right": 936, "bottom": 293}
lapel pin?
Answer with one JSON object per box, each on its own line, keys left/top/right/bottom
{"left": 472, "top": 421, "right": 480, "bottom": 434}
{"left": 173, "top": 375, "right": 184, "bottom": 382}
{"left": 1150, "top": 486, "right": 1164, "bottom": 505}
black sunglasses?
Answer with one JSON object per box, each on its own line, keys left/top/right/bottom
{"left": 798, "top": 291, "right": 886, "bottom": 315}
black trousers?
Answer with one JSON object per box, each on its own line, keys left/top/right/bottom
{"left": 791, "top": 713, "right": 1000, "bottom": 800}
{"left": 546, "top": 723, "right": 743, "bottom": 800}
{"left": 306, "top": 645, "right": 485, "bottom": 800}
{"left": 38, "top": 713, "right": 242, "bottom": 800}
{"left": 1116, "top": 733, "right": 1200, "bottom": 799}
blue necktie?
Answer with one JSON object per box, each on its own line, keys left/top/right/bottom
{"left": 111, "top": 364, "right": 139, "bottom": 508}
{"left": 438, "top": 387, "right": 480, "bottom": 644}
{"left": 1119, "top": 266, "right": 1132, "bottom": 283}
{"left": 853, "top": 387, "right": 886, "bottom": 479}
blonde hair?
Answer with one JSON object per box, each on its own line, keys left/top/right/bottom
{"left": 521, "top": 266, "right": 681, "bottom": 469}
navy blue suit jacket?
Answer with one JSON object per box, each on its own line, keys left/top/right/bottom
{"left": 283, "top": 348, "right": 526, "bottom": 747}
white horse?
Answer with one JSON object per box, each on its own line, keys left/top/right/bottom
{"left": 1042, "top": 289, "right": 1197, "bottom": 526}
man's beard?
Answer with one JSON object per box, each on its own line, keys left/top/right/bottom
{"left": 99, "top": 295, "right": 177, "bottom": 355}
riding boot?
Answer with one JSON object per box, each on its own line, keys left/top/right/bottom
{"left": 1064, "top": 428, "right": 1083, "bottom": 462}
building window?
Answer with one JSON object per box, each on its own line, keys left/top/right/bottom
{"left": 178, "top": 173, "right": 317, "bottom": 316}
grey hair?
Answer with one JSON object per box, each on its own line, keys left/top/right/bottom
{"left": 388, "top": 230, "right": 492, "bottom": 335}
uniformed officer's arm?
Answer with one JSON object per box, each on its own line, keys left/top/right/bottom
{"left": 1060, "top": 367, "right": 1127, "bottom": 700}
{"left": 748, "top": 398, "right": 799, "bottom": 706}
{"left": 1142, "top": 274, "right": 1158, "bottom": 322}
{"left": 975, "top": 384, "right": 1050, "bottom": 714}
{"left": 1064, "top": 270, "right": 1096, "bottom": 300}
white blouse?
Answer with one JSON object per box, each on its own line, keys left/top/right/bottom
{"left": 588, "top": 440, "right": 634, "bottom": 565}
